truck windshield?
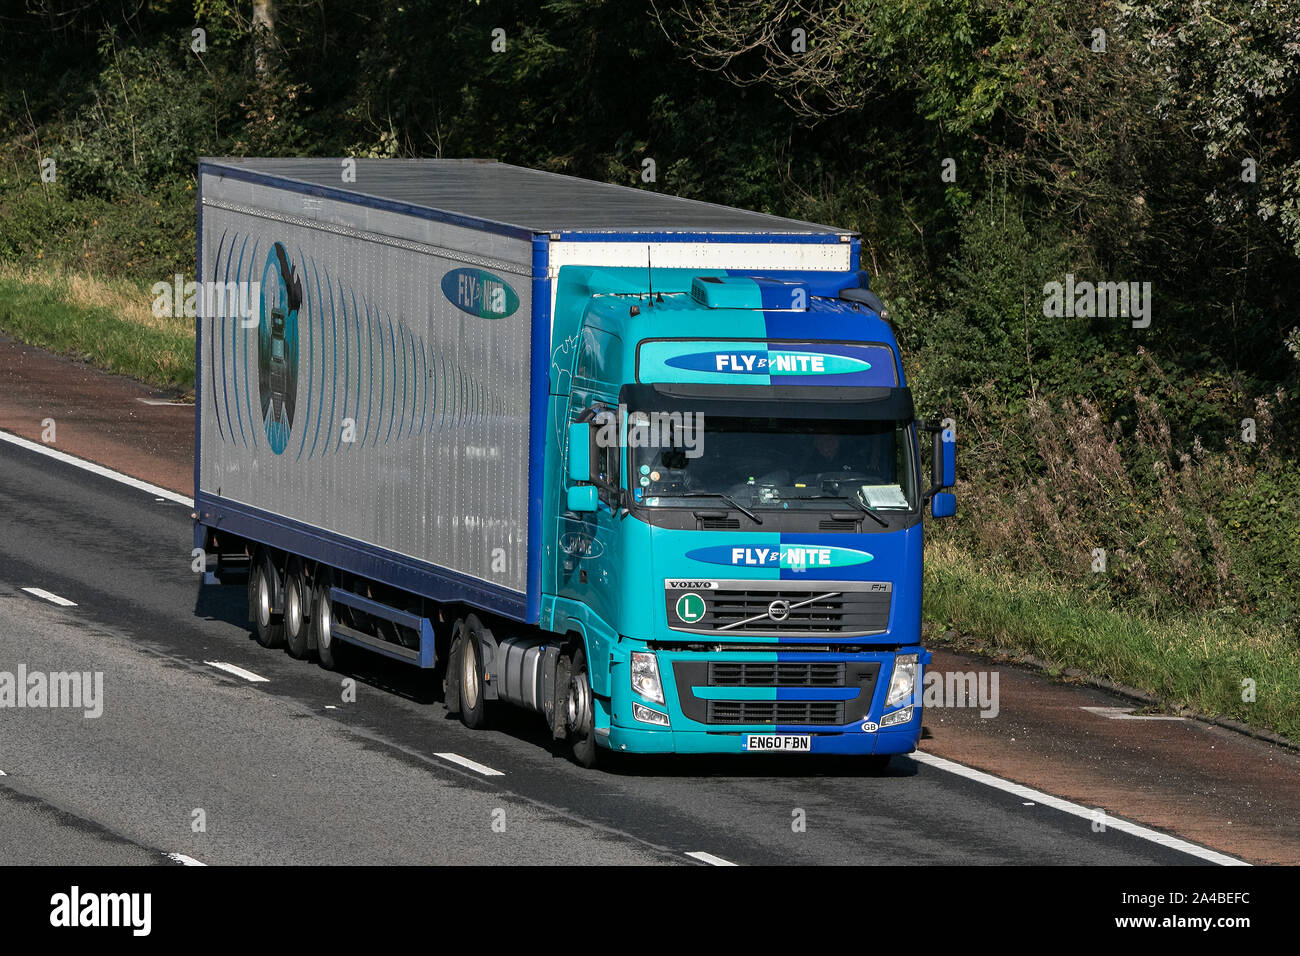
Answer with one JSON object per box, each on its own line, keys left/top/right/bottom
{"left": 629, "top": 415, "right": 918, "bottom": 512}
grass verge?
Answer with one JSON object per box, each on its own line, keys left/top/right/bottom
{"left": 0, "top": 261, "right": 194, "bottom": 391}
{"left": 923, "top": 539, "right": 1300, "bottom": 742}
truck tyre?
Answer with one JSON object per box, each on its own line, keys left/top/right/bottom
{"left": 444, "top": 618, "right": 464, "bottom": 714}
{"left": 567, "top": 647, "right": 598, "bottom": 768}
{"left": 283, "top": 561, "right": 310, "bottom": 659}
{"left": 312, "top": 577, "right": 345, "bottom": 670}
{"left": 250, "top": 552, "right": 285, "bottom": 648}
{"left": 457, "top": 616, "right": 491, "bottom": 730}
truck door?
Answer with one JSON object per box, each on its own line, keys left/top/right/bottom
{"left": 557, "top": 401, "right": 621, "bottom": 627}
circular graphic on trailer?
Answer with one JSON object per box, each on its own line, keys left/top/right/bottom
{"left": 258, "top": 242, "right": 301, "bottom": 454}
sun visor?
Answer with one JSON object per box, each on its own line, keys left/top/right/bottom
{"left": 619, "top": 383, "right": 915, "bottom": 422}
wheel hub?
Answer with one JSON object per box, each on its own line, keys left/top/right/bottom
{"left": 257, "top": 572, "right": 271, "bottom": 627}
{"left": 286, "top": 580, "right": 300, "bottom": 631}
{"left": 462, "top": 636, "right": 479, "bottom": 709}
{"left": 317, "top": 597, "right": 331, "bottom": 648}
{"left": 567, "top": 671, "right": 591, "bottom": 733}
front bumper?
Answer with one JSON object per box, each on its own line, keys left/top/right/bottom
{"left": 601, "top": 645, "right": 927, "bottom": 755}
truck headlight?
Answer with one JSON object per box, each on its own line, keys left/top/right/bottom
{"left": 630, "top": 651, "right": 664, "bottom": 704}
{"left": 633, "top": 703, "right": 670, "bottom": 726}
{"left": 884, "top": 653, "right": 919, "bottom": 709}
{"left": 880, "top": 706, "right": 913, "bottom": 727}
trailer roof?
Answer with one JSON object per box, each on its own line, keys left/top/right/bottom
{"left": 200, "top": 158, "right": 849, "bottom": 236}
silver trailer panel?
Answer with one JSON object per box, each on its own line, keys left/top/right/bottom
{"left": 198, "top": 170, "right": 533, "bottom": 596}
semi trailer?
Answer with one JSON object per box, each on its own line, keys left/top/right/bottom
{"left": 193, "top": 157, "right": 957, "bottom": 766}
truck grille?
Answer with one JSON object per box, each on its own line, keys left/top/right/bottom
{"left": 664, "top": 580, "right": 892, "bottom": 636}
{"left": 707, "top": 700, "right": 844, "bottom": 725}
{"left": 711, "top": 588, "right": 847, "bottom": 632}
{"left": 708, "top": 661, "right": 845, "bottom": 687}
{"left": 671, "top": 659, "right": 881, "bottom": 727}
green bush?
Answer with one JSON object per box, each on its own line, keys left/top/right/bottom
{"left": 59, "top": 34, "right": 232, "bottom": 200}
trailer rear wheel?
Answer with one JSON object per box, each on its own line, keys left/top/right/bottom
{"left": 456, "top": 616, "right": 491, "bottom": 730}
{"left": 250, "top": 553, "right": 285, "bottom": 649}
{"left": 283, "top": 561, "right": 310, "bottom": 659}
{"left": 567, "top": 647, "right": 598, "bottom": 768}
{"left": 312, "top": 578, "right": 345, "bottom": 670}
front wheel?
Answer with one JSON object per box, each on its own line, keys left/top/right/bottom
{"left": 566, "top": 647, "right": 598, "bottom": 768}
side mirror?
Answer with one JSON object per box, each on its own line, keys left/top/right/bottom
{"left": 567, "top": 422, "right": 591, "bottom": 482}
{"left": 567, "top": 485, "right": 598, "bottom": 513}
{"left": 931, "top": 491, "right": 955, "bottom": 518}
{"left": 930, "top": 429, "right": 956, "bottom": 489}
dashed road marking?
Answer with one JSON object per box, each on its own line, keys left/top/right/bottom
{"left": 203, "top": 661, "right": 270, "bottom": 683}
{"left": 913, "top": 751, "right": 1246, "bottom": 866}
{"left": 21, "top": 587, "right": 77, "bottom": 607}
{"left": 1080, "top": 706, "right": 1185, "bottom": 721}
{"left": 434, "top": 753, "right": 504, "bottom": 777}
{"left": 686, "top": 851, "right": 737, "bottom": 866}
{"left": 0, "top": 429, "right": 192, "bottom": 506}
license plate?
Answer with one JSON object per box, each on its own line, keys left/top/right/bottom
{"left": 744, "top": 734, "right": 811, "bottom": 752}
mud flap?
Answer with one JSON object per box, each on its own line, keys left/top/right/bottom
{"left": 548, "top": 653, "right": 572, "bottom": 740}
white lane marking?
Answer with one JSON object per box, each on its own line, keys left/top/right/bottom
{"left": 686, "top": 851, "right": 737, "bottom": 867}
{"left": 203, "top": 661, "right": 270, "bottom": 683}
{"left": 0, "top": 429, "right": 192, "bottom": 506}
{"left": 21, "top": 587, "right": 77, "bottom": 607}
{"left": 1080, "top": 706, "right": 1185, "bottom": 721}
{"left": 136, "top": 398, "right": 192, "bottom": 407}
{"left": 913, "top": 751, "right": 1247, "bottom": 866}
{"left": 166, "top": 852, "right": 206, "bottom": 866}
{"left": 0, "top": 770, "right": 7, "bottom": 776}
{"left": 434, "top": 753, "right": 504, "bottom": 777}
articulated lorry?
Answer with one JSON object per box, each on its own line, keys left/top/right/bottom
{"left": 193, "top": 158, "right": 957, "bottom": 766}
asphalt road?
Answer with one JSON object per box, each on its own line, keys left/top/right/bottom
{"left": 0, "top": 437, "right": 1215, "bottom": 865}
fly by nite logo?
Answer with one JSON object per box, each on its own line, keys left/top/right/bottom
{"left": 458, "top": 273, "right": 507, "bottom": 314}
{"left": 714, "top": 352, "right": 825, "bottom": 373}
{"left": 687, "top": 545, "right": 874, "bottom": 568}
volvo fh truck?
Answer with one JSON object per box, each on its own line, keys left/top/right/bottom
{"left": 193, "top": 158, "right": 957, "bottom": 766}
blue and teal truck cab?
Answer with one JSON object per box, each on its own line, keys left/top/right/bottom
{"left": 544, "top": 268, "right": 956, "bottom": 765}
{"left": 193, "top": 159, "right": 955, "bottom": 768}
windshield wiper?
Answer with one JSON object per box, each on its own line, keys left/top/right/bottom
{"left": 791, "top": 494, "right": 889, "bottom": 528}
{"left": 672, "top": 492, "right": 763, "bottom": 525}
